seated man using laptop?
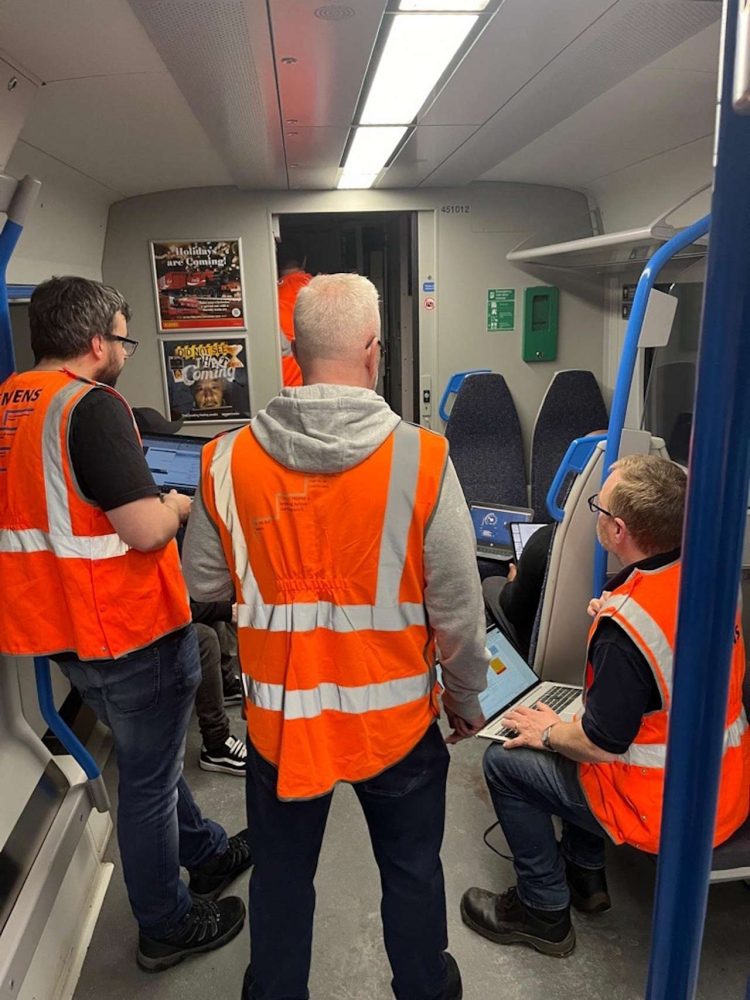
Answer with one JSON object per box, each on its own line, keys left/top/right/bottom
{"left": 461, "top": 455, "right": 749, "bottom": 958}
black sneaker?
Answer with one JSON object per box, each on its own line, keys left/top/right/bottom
{"left": 137, "top": 896, "right": 245, "bottom": 972}
{"left": 223, "top": 676, "right": 243, "bottom": 705}
{"left": 188, "top": 829, "right": 253, "bottom": 901}
{"left": 565, "top": 859, "right": 611, "bottom": 913}
{"left": 460, "top": 885, "right": 575, "bottom": 957}
{"left": 200, "top": 734, "right": 247, "bottom": 776}
{"left": 444, "top": 951, "right": 463, "bottom": 1000}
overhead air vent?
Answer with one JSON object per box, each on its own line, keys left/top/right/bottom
{"left": 314, "top": 5, "right": 355, "bottom": 20}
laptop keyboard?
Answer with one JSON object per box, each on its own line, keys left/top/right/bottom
{"left": 477, "top": 544, "right": 507, "bottom": 557}
{"left": 493, "top": 685, "right": 581, "bottom": 740}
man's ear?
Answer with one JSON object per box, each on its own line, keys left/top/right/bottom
{"left": 90, "top": 334, "right": 106, "bottom": 360}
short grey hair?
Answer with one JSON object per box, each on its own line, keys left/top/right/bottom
{"left": 29, "top": 276, "right": 131, "bottom": 362}
{"left": 293, "top": 273, "right": 380, "bottom": 366}
{"left": 609, "top": 454, "right": 687, "bottom": 554}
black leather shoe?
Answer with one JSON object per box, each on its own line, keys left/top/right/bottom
{"left": 137, "top": 896, "right": 246, "bottom": 972}
{"left": 444, "top": 951, "right": 463, "bottom": 1000}
{"left": 460, "top": 886, "right": 575, "bottom": 957}
{"left": 189, "top": 829, "right": 253, "bottom": 900}
{"left": 565, "top": 859, "right": 611, "bottom": 913}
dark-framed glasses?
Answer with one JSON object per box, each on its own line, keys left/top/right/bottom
{"left": 587, "top": 493, "right": 613, "bottom": 518}
{"left": 106, "top": 333, "right": 139, "bottom": 357}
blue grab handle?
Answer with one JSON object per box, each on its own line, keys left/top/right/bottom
{"left": 0, "top": 218, "right": 23, "bottom": 380}
{"left": 546, "top": 434, "right": 607, "bottom": 522}
{"left": 34, "top": 657, "right": 111, "bottom": 813}
{"left": 438, "top": 369, "right": 491, "bottom": 423}
{"left": 592, "top": 214, "right": 711, "bottom": 597}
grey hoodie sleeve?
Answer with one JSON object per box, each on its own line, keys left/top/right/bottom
{"left": 182, "top": 485, "right": 235, "bottom": 603}
{"left": 424, "top": 458, "right": 489, "bottom": 720}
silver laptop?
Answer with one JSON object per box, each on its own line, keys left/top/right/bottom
{"left": 474, "top": 624, "right": 583, "bottom": 743}
{"left": 470, "top": 502, "right": 534, "bottom": 561}
{"left": 141, "top": 432, "right": 205, "bottom": 497}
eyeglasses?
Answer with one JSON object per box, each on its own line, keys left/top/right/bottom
{"left": 587, "top": 493, "right": 613, "bottom": 518}
{"left": 105, "top": 333, "right": 139, "bottom": 357}
{"left": 365, "top": 337, "right": 387, "bottom": 364}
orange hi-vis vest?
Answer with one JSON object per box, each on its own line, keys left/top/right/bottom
{"left": 200, "top": 419, "right": 447, "bottom": 799}
{"left": 579, "top": 559, "right": 750, "bottom": 853}
{"left": 277, "top": 271, "right": 311, "bottom": 387}
{"left": 0, "top": 370, "right": 190, "bottom": 660}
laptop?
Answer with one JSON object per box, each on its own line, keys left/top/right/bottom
{"left": 141, "top": 432, "right": 205, "bottom": 496}
{"left": 470, "top": 502, "right": 534, "bottom": 561}
{"left": 473, "top": 623, "right": 583, "bottom": 743}
{"left": 510, "top": 521, "right": 548, "bottom": 562}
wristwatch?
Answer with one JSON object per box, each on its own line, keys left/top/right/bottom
{"left": 541, "top": 724, "right": 557, "bottom": 752}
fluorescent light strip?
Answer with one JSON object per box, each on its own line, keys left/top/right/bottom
{"left": 338, "top": 126, "right": 407, "bottom": 190}
{"left": 399, "top": 1, "right": 490, "bottom": 10}
{"left": 361, "top": 13, "right": 478, "bottom": 126}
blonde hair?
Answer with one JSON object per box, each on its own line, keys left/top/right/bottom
{"left": 609, "top": 454, "right": 687, "bottom": 554}
{"left": 293, "top": 273, "right": 380, "bottom": 366}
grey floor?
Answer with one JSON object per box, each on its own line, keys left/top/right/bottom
{"left": 73, "top": 707, "right": 749, "bottom": 1000}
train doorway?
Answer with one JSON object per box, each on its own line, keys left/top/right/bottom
{"left": 273, "top": 211, "right": 419, "bottom": 420}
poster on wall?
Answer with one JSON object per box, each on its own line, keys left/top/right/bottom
{"left": 160, "top": 336, "right": 251, "bottom": 424}
{"left": 150, "top": 239, "right": 245, "bottom": 331}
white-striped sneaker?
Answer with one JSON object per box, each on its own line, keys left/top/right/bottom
{"left": 200, "top": 734, "right": 247, "bottom": 776}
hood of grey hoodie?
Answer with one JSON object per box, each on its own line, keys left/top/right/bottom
{"left": 251, "top": 384, "right": 401, "bottom": 473}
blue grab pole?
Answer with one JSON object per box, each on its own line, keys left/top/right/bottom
{"left": 593, "top": 213, "right": 710, "bottom": 597}
{"left": 645, "top": 1, "right": 750, "bottom": 996}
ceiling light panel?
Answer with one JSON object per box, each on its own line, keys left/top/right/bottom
{"left": 361, "top": 13, "right": 477, "bottom": 125}
{"left": 338, "top": 125, "right": 407, "bottom": 187}
{"left": 399, "top": 1, "right": 490, "bottom": 10}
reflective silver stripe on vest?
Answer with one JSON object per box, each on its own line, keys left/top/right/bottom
{"left": 242, "top": 670, "right": 433, "bottom": 720}
{"left": 0, "top": 380, "right": 128, "bottom": 560}
{"left": 600, "top": 593, "right": 674, "bottom": 696}
{"left": 210, "top": 429, "right": 261, "bottom": 606}
{"left": 618, "top": 709, "right": 749, "bottom": 769}
{"left": 237, "top": 600, "right": 426, "bottom": 632}
{"left": 376, "top": 423, "right": 420, "bottom": 607}
{"left": 211, "top": 421, "right": 425, "bottom": 632}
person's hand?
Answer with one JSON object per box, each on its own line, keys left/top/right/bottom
{"left": 444, "top": 708, "right": 486, "bottom": 744}
{"left": 501, "top": 702, "right": 561, "bottom": 750}
{"left": 164, "top": 489, "right": 192, "bottom": 525}
{"left": 506, "top": 562, "right": 517, "bottom": 583}
{"left": 587, "top": 590, "right": 611, "bottom": 618}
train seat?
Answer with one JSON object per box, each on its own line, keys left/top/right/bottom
{"left": 530, "top": 370, "right": 608, "bottom": 522}
{"left": 445, "top": 371, "right": 526, "bottom": 508}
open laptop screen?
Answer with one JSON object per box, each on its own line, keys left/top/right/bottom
{"left": 470, "top": 503, "right": 533, "bottom": 555}
{"left": 141, "top": 433, "right": 205, "bottom": 496}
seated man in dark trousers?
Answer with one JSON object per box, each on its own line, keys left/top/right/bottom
{"left": 461, "top": 455, "right": 750, "bottom": 957}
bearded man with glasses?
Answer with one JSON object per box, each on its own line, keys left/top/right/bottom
{"left": 0, "top": 276, "right": 251, "bottom": 972}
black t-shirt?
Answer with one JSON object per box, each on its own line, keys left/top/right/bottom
{"left": 581, "top": 550, "right": 680, "bottom": 754}
{"left": 68, "top": 388, "right": 160, "bottom": 510}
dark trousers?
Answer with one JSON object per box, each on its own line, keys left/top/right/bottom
{"left": 193, "top": 622, "right": 231, "bottom": 749}
{"left": 243, "top": 723, "right": 451, "bottom": 1000}
{"left": 58, "top": 626, "right": 226, "bottom": 936}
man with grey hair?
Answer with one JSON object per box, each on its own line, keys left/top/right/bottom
{"left": 183, "top": 272, "right": 489, "bottom": 1000}
{"left": 0, "top": 276, "right": 251, "bottom": 972}
{"left": 461, "top": 454, "right": 749, "bottom": 958}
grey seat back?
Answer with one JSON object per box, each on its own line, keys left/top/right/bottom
{"left": 530, "top": 370, "right": 608, "bottom": 521}
{"left": 531, "top": 433, "right": 668, "bottom": 684}
{"left": 445, "top": 372, "right": 526, "bottom": 507}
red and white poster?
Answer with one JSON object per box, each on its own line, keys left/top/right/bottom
{"left": 150, "top": 239, "right": 246, "bottom": 331}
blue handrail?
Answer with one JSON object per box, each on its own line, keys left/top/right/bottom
{"left": 438, "top": 369, "right": 491, "bottom": 422}
{"left": 645, "top": 1, "right": 750, "bottom": 995}
{"left": 592, "top": 214, "right": 710, "bottom": 597}
{"left": 545, "top": 434, "right": 607, "bottom": 522}
{"left": 0, "top": 175, "right": 109, "bottom": 813}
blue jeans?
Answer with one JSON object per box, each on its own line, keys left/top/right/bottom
{"left": 483, "top": 744, "right": 607, "bottom": 911}
{"left": 58, "top": 626, "right": 227, "bottom": 936}
{"left": 243, "top": 723, "right": 450, "bottom": 1000}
